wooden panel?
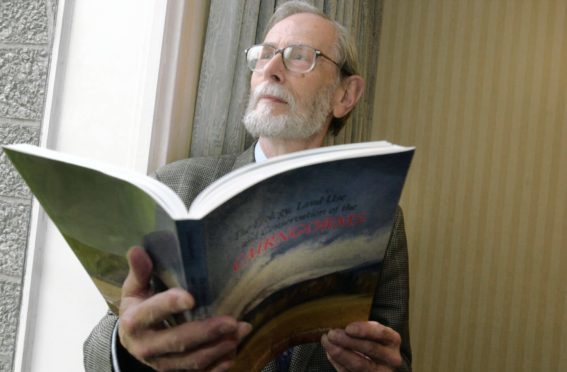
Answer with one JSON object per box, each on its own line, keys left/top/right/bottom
{"left": 373, "top": 0, "right": 567, "bottom": 371}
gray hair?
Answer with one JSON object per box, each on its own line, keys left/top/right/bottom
{"left": 265, "top": 1, "right": 361, "bottom": 135}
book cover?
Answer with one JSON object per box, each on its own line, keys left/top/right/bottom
{"left": 201, "top": 153, "right": 411, "bottom": 368}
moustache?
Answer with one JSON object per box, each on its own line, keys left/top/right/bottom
{"left": 251, "top": 83, "right": 296, "bottom": 109}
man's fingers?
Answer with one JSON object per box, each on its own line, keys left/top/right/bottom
{"left": 147, "top": 350, "right": 235, "bottom": 371}
{"left": 322, "top": 334, "right": 375, "bottom": 372}
{"left": 125, "top": 316, "right": 245, "bottom": 357}
{"left": 120, "top": 288, "right": 195, "bottom": 332}
{"left": 236, "top": 321, "right": 253, "bottom": 342}
{"left": 325, "top": 351, "right": 348, "bottom": 372}
{"left": 145, "top": 336, "right": 239, "bottom": 371}
{"left": 324, "top": 325, "right": 402, "bottom": 369}
{"left": 125, "top": 317, "right": 250, "bottom": 369}
{"left": 151, "top": 316, "right": 245, "bottom": 354}
{"left": 345, "top": 321, "right": 401, "bottom": 346}
{"left": 122, "top": 246, "right": 154, "bottom": 299}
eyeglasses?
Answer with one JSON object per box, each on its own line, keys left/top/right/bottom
{"left": 245, "top": 44, "right": 342, "bottom": 74}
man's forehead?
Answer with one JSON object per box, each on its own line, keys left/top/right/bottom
{"left": 263, "top": 13, "right": 337, "bottom": 51}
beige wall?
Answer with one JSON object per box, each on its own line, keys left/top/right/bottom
{"left": 372, "top": 1, "right": 566, "bottom": 371}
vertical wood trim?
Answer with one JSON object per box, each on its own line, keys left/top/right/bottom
{"left": 147, "top": 0, "right": 210, "bottom": 172}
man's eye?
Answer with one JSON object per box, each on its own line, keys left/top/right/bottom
{"left": 288, "top": 51, "right": 309, "bottom": 61}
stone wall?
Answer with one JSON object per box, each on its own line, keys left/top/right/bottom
{"left": 0, "top": 0, "right": 57, "bottom": 370}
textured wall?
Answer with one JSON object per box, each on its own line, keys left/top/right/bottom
{"left": 0, "top": 0, "right": 57, "bottom": 370}
{"left": 373, "top": 0, "right": 566, "bottom": 371}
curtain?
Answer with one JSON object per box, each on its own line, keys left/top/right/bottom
{"left": 190, "top": 0, "right": 383, "bottom": 157}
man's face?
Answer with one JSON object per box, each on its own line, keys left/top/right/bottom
{"left": 243, "top": 13, "right": 341, "bottom": 140}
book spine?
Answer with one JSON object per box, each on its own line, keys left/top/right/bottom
{"left": 176, "top": 220, "right": 211, "bottom": 319}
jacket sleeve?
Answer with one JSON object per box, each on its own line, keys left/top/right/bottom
{"left": 83, "top": 311, "right": 117, "bottom": 372}
{"left": 84, "top": 311, "right": 154, "bottom": 372}
{"left": 371, "top": 207, "right": 412, "bottom": 371}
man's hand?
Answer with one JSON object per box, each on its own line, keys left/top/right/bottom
{"left": 118, "top": 247, "right": 252, "bottom": 371}
{"left": 321, "top": 321, "right": 403, "bottom": 372}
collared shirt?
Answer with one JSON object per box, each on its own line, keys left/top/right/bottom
{"left": 254, "top": 140, "right": 268, "bottom": 163}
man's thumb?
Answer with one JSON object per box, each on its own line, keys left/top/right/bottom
{"left": 122, "top": 246, "right": 153, "bottom": 298}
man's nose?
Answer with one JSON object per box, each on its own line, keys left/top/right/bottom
{"left": 260, "top": 51, "right": 286, "bottom": 83}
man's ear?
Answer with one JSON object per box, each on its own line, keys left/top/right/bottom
{"left": 332, "top": 75, "right": 365, "bottom": 119}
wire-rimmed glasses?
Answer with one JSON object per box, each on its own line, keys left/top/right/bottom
{"left": 245, "top": 44, "right": 342, "bottom": 74}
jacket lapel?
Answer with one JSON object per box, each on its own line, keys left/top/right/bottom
{"left": 232, "top": 143, "right": 255, "bottom": 170}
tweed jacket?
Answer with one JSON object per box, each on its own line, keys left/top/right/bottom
{"left": 83, "top": 146, "right": 412, "bottom": 371}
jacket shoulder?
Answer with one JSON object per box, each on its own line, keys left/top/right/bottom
{"left": 154, "top": 154, "right": 240, "bottom": 209}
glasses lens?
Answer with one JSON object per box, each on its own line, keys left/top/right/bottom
{"left": 283, "top": 46, "right": 315, "bottom": 72}
{"left": 247, "top": 45, "right": 275, "bottom": 71}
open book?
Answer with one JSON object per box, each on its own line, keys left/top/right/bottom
{"left": 4, "top": 141, "right": 414, "bottom": 369}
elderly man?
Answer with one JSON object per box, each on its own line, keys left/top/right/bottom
{"left": 84, "top": 1, "right": 411, "bottom": 371}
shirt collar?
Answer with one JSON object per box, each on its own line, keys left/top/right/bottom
{"left": 254, "top": 141, "right": 268, "bottom": 163}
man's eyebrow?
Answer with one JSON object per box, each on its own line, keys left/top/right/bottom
{"left": 261, "top": 42, "right": 312, "bottom": 48}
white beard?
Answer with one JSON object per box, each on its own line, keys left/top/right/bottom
{"left": 243, "top": 81, "right": 336, "bottom": 140}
